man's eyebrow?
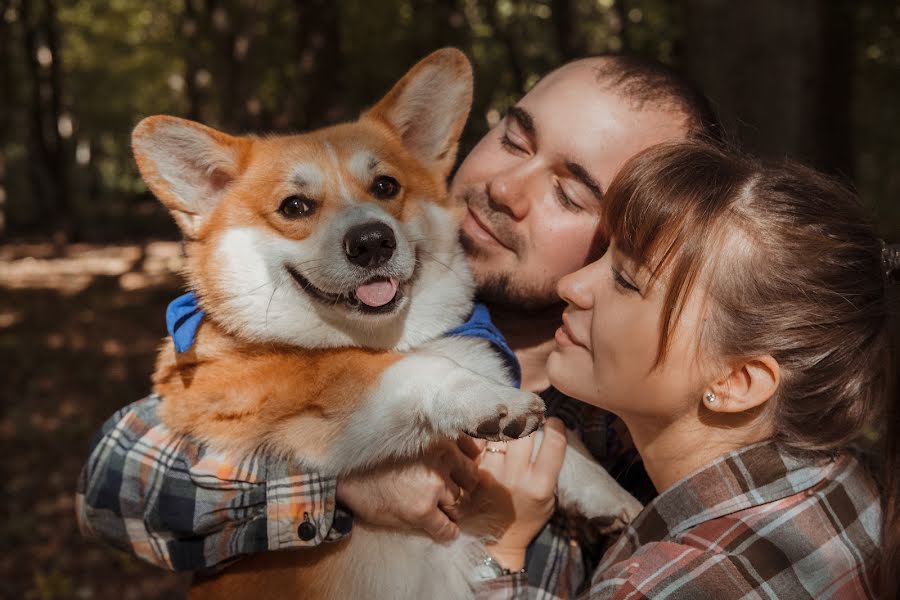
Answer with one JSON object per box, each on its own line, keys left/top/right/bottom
{"left": 565, "top": 161, "right": 605, "bottom": 202}
{"left": 506, "top": 105, "right": 536, "bottom": 137}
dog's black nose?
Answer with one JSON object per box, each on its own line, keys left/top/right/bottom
{"left": 344, "top": 222, "right": 396, "bottom": 268}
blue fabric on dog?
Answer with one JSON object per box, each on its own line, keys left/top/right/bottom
{"left": 164, "top": 294, "right": 522, "bottom": 387}
{"left": 166, "top": 291, "right": 205, "bottom": 353}
{"left": 445, "top": 302, "right": 522, "bottom": 388}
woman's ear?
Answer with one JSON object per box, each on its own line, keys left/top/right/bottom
{"left": 706, "top": 355, "right": 780, "bottom": 414}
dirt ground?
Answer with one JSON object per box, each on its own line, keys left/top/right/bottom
{"left": 1, "top": 241, "right": 191, "bottom": 599}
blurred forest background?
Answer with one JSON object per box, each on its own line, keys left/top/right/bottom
{"left": 1, "top": 0, "right": 898, "bottom": 598}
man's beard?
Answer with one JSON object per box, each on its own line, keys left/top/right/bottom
{"left": 474, "top": 269, "right": 562, "bottom": 312}
{"left": 457, "top": 187, "right": 561, "bottom": 311}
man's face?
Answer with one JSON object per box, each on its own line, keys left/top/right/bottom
{"left": 450, "top": 60, "right": 689, "bottom": 310}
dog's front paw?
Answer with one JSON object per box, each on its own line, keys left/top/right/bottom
{"left": 463, "top": 387, "right": 545, "bottom": 441}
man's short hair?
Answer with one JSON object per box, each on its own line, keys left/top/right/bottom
{"left": 588, "top": 54, "right": 723, "bottom": 143}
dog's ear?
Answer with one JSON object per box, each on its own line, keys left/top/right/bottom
{"left": 132, "top": 116, "right": 250, "bottom": 238}
{"left": 363, "top": 48, "right": 473, "bottom": 178}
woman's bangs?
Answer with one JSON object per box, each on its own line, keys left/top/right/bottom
{"left": 601, "top": 142, "right": 749, "bottom": 362}
{"left": 603, "top": 144, "right": 710, "bottom": 280}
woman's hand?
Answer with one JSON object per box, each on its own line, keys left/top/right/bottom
{"left": 477, "top": 417, "right": 568, "bottom": 570}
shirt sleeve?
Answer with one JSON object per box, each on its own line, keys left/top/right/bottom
{"left": 75, "top": 394, "right": 350, "bottom": 571}
{"left": 475, "top": 572, "right": 530, "bottom": 600}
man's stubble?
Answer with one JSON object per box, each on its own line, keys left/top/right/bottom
{"left": 457, "top": 187, "right": 563, "bottom": 313}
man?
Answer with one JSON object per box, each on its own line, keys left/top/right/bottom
{"left": 77, "top": 54, "right": 719, "bottom": 596}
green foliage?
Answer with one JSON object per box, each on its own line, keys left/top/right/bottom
{"left": 1, "top": 0, "right": 898, "bottom": 240}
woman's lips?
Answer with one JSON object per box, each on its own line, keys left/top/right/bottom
{"left": 462, "top": 207, "right": 511, "bottom": 250}
{"left": 557, "top": 313, "right": 588, "bottom": 349}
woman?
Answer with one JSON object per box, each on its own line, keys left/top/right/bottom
{"left": 476, "top": 142, "right": 898, "bottom": 599}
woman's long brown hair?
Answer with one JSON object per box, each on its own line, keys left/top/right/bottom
{"left": 602, "top": 142, "right": 898, "bottom": 596}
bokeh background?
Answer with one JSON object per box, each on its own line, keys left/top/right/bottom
{"left": 2, "top": 1, "right": 899, "bottom": 598}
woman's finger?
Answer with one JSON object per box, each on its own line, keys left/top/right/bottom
{"left": 532, "top": 417, "right": 568, "bottom": 494}
{"left": 504, "top": 433, "right": 537, "bottom": 478}
{"left": 479, "top": 442, "right": 507, "bottom": 475}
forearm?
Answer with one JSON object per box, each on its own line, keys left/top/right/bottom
{"left": 76, "top": 395, "right": 348, "bottom": 571}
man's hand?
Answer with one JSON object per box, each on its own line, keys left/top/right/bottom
{"left": 336, "top": 436, "right": 482, "bottom": 542}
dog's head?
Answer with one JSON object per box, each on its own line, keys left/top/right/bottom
{"left": 133, "top": 49, "right": 474, "bottom": 350}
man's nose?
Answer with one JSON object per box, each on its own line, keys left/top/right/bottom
{"left": 486, "top": 166, "right": 536, "bottom": 220}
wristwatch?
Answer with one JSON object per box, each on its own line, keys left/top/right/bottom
{"left": 474, "top": 554, "right": 527, "bottom": 581}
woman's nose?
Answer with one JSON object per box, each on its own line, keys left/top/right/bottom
{"left": 557, "top": 262, "right": 598, "bottom": 309}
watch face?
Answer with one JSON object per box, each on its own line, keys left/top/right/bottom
{"left": 474, "top": 562, "right": 501, "bottom": 581}
{"left": 474, "top": 555, "right": 507, "bottom": 581}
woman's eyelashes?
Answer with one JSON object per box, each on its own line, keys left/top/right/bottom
{"left": 612, "top": 267, "right": 641, "bottom": 293}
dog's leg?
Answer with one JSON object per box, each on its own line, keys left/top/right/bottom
{"left": 321, "top": 348, "right": 545, "bottom": 474}
{"left": 530, "top": 429, "right": 643, "bottom": 532}
{"left": 415, "top": 337, "right": 517, "bottom": 387}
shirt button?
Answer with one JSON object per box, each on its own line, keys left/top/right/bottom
{"left": 332, "top": 513, "right": 353, "bottom": 535}
{"left": 298, "top": 515, "right": 317, "bottom": 541}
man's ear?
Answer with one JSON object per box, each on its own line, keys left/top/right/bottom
{"left": 131, "top": 116, "right": 249, "bottom": 239}
{"left": 362, "top": 48, "right": 473, "bottom": 179}
{"left": 707, "top": 355, "right": 781, "bottom": 414}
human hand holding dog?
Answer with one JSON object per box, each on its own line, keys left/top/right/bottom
{"left": 477, "top": 417, "right": 568, "bottom": 571}
{"left": 336, "top": 436, "right": 482, "bottom": 542}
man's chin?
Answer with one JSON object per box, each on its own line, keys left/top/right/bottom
{"left": 474, "top": 272, "right": 561, "bottom": 313}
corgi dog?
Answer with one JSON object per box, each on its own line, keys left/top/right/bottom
{"left": 132, "top": 49, "right": 641, "bottom": 599}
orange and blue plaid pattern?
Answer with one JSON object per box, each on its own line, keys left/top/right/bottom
{"left": 76, "top": 388, "right": 636, "bottom": 596}
{"left": 76, "top": 394, "right": 349, "bottom": 571}
{"left": 478, "top": 441, "right": 882, "bottom": 599}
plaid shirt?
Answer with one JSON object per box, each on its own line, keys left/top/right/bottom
{"left": 76, "top": 389, "right": 637, "bottom": 596}
{"left": 76, "top": 394, "right": 350, "bottom": 571}
{"left": 478, "top": 441, "right": 882, "bottom": 599}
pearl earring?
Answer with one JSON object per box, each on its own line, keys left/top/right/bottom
{"left": 703, "top": 391, "right": 718, "bottom": 406}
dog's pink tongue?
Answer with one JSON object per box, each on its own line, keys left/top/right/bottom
{"left": 355, "top": 278, "right": 399, "bottom": 307}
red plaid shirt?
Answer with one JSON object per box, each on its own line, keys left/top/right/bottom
{"left": 479, "top": 441, "right": 882, "bottom": 599}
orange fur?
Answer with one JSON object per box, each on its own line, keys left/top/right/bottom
{"left": 153, "top": 320, "right": 403, "bottom": 460}
{"left": 130, "top": 49, "right": 504, "bottom": 599}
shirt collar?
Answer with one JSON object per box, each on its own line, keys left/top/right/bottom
{"left": 624, "top": 440, "right": 836, "bottom": 546}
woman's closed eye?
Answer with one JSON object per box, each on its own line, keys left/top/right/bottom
{"left": 612, "top": 267, "right": 641, "bottom": 294}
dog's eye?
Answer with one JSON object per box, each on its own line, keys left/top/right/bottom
{"left": 278, "top": 195, "right": 317, "bottom": 219}
{"left": 370, "top": 176, "right": 401, "bottom": 200}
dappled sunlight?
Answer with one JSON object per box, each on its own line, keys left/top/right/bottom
{"left": 0, "top": 242, "right": 184, "bottom": 295}
{"left": 1, "top": 240, "right": 188, "bottom": 600}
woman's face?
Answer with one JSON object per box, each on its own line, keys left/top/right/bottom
{"left": 547, "top": 241, "right": 711, "bottom": 421}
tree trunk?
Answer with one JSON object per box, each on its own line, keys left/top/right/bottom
{"left": 0, "top": 0, "right": 11, "bottom": 239}
{"left": 217, "top": 0, "right": 259, "bottom": 131}
{"left": 551, "top": 0, "right": 584, "bottom": 61}
{"left": 294, "top": 0, "right": 344, "bottom": 129}
{"left": 483, "top": 0, "right": 527, "bottom": 94}
{"left": 681, "top": 0, "right": 854, "bottom": 177}
{"left": 43, "top": 0, "right": 72, "bottom": 239}
{"left": 611, "top": 0, "right": 630, "bottom": 53}
{"left": 182, "top": 0, "right": 203, "bottom": 121}
{"left": 20, "top": 0, "right": 56, "bottom": 233}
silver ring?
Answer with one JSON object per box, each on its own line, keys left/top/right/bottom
{"left": 485, "top": 445, "right": 506, "bottom": 454}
